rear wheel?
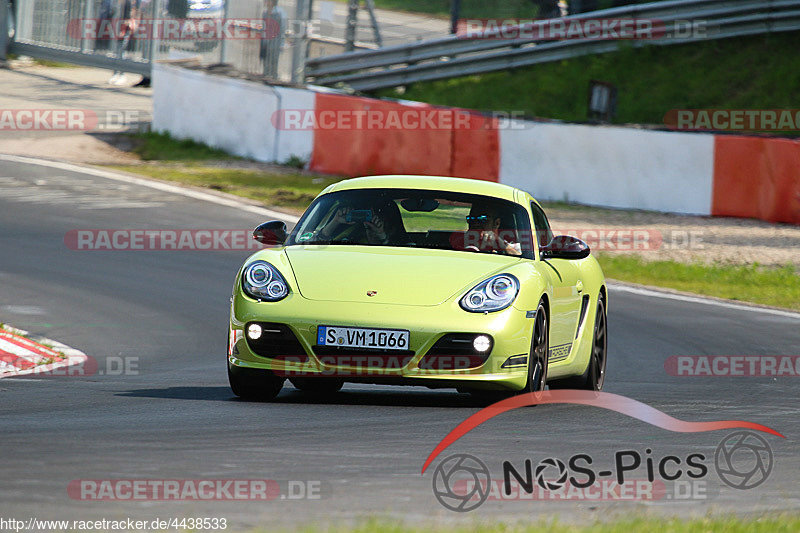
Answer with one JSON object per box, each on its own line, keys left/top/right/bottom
{"left": 228, "top": 362, "right": 285, "bottom": 401}
{"left": 550, "top": 293, "right": 607, "bottom": 391}
{"left": 290, "top": 377, "right": 344, "bottom": 394}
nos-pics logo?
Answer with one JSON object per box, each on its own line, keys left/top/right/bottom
{"left": 432, "top": 430, "right": 774, "bottom": 511}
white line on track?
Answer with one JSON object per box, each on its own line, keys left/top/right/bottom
{"left": 609, "top": 282, "right": 800, "bottom": 320}
{"left": 0, "top": 154, "right": 300, "bottom": 224}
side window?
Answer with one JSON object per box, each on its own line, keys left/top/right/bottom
{"left": 530, "top": 202, "right": 553, "bottom": 248}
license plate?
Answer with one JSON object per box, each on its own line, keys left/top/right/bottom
{"left": 317, "top": 326, "right": 410, "bottom": 351}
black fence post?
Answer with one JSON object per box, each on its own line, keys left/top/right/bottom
{"left": 450, "top": 0, "right": 461, "bottom": 35}
{"left": 0, "top": 1, "right": 9, "bottom": 61}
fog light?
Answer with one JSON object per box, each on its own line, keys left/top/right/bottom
{"left": 247, "top": 324, "right": 262, "bottom": 340}
{"left": 473, "top": 335, "right": 491, "bottom": 352}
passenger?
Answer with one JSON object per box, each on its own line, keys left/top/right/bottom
{"left": 450, "top": 204, "right": 522, "bottom": 256}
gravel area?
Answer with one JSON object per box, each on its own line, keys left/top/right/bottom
{"left": 545, "top": 205, "right": 800, "bottom": 268}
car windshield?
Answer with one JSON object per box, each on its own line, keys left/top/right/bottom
{"left": 287, "top": 188, "right": 534, "bottom": 258}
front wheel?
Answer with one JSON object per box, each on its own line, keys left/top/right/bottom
{"left": 228, "top": 362, "right": 285, "bottom": 401}
{"left": 523, "top": 300, "right": 549, "bottom": 393}
{"left": 467, "top": 299, "right": 549, "bottom": 403}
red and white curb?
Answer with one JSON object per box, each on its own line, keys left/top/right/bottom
{"left": 0, "top": 324, "right": 88, "bottom": 378}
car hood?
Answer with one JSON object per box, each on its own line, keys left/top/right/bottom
{"left": 284, "top": 245, "right": 519, "bottom": 306}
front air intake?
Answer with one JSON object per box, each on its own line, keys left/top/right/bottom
{"left": 244, "top": 322, "right": 309, "bottom": 362}
{"left": 419, "top": 333, "right": 493, "bottom": 370}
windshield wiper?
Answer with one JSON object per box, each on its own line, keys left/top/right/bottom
{"left": 296, "top": 239, "right": 360, "bottom": 246}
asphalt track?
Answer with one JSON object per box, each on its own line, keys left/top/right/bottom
{"left": 0, "top": 155, "right": 798, "bottom": 529}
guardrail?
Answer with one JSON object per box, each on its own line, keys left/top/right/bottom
{"left": 306, "top": 0, "right": 800, "bottom": 91}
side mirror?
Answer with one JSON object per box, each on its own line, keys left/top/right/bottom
{"left": 540, "top": 235, "right": 591, "bottom": 260}
{"left": 253, "top": 220, "right": 288, "bottom": 246}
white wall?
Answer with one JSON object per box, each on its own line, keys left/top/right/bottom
{"left": 152, "top": 64, "right": 314, "bottom": 164}
{"left": 500, "top": 122, "right": 715, "bottom": 215}
{"left": 273, "top": 85, "right": 317, "bottom": 163}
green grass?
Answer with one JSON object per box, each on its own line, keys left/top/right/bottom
{"left": 108, "top": 163, "right": 341, "bottom": 212}
{"left": 401, "top": 204, "right": 470, "bottom": 232}
{"left": 106, "top": 132, "right": 343, "bottom": 211}
{"left": 598, "top": 255, "right": 800, "bottom": 311}
{"left": 34, "top": 59, "right": 77, "bottom": 68}
{"left": 273, "top": 514, "right": 800, "bottom": 533}
{"left": 130, "top": 132, "right": 237, "bottom": 161}
{"left": 376, "top": 31, "right": 800, "bottom": 128}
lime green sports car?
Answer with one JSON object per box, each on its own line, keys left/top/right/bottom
{"left": 228, "top": 176, "right": 607, "bottom": 401}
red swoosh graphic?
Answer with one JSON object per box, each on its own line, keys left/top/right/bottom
{"left": 422, "top": 390, "right": 784, "bottom": 474}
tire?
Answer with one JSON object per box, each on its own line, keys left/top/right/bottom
{"left": 289, "top": 377, "right": 344, "bottom": 394}
{"left": 468, "top": 298, "right": 549, "bottom": 403}
{"left": 550, "top": 293, "right": 607, "bottom": 391}
{"left": 522, "top": 300, "right": 549, "bottom": 393}
{"left": 228, "top": 362, "right": 284, "bottom": 401}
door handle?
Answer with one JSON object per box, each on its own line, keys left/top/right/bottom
{"left": 576, "top": 280, "right": 584, "bottom": 293}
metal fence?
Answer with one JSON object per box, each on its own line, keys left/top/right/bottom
{"left": 306, "top": 0, "right": 800, "bottom": 91}
{"left": 0, "top": 0, "right": 450, "bottom": 83}
{"left": 2, "top": 0, "right": 316, "bottom": 82}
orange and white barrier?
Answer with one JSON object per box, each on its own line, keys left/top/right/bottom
{"left": 152, "top": 64, "right": 800, "bottom": 225}
{"left": 309, "top": 92, "right": 499, "bottom": 180}
{"left": 712, "top": 136, "right": 800, "bottom": 224}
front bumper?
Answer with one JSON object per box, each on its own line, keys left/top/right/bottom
{"left": 229, "top": 293, "right": 534, "bottom": 391}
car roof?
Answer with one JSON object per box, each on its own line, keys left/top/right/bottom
{"left": 325, "top": 175, "right": 525, "bottom": 203}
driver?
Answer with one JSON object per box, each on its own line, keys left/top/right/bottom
{"left": 450, "top": 203, "right": 522, "bottom": 256}
{"left": 316, "top": 200, "right": 404, "bottom": 245}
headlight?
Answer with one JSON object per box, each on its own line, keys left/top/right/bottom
{"left": 242, "top": 261, "right": 289, "bottom": 302}
{"left": 460, "top": 274, "right": 519, "bottom": 313}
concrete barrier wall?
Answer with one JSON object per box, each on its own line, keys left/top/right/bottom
{"left": 152, "top": 64, "right": 799, "bottom": 225}
{"left": 153, "top": 64, "right": 314, "bottom": 163}
{"left": 500, "top": 123, "right": 716, "bottom": 215}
